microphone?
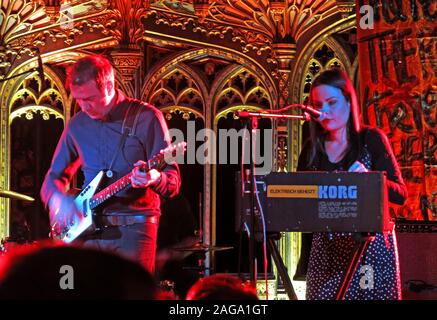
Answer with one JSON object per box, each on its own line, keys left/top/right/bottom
{"left": 296, "top": 104, "right": 326, "bottom": 121}
{"left": 35, "top": 47, "right": 46, "bottom": 95}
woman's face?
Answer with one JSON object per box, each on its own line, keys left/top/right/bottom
{"left": 310, "top": 84, "right": 350, "bottom": 133}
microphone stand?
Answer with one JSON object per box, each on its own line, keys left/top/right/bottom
{"left": 0, "top": 48, "right": 44, "bottom": 85}
{"left": 237, "top": 110, "right": 308, "bottom": 299}
{"left": 0, "top": 47, "right": 44, "bottom": 84}
{"left": 0, "top": 68, "right": 40, "bottom": 83}
{"left": 237, "top": 111, "right": 311, "bottom": 121}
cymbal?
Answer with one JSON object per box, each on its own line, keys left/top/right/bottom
{"left": 172, "top": 243, "right": 233, "bottom": 252}
{"left": 0, "top": 190, "right": 35, "bottom": 202}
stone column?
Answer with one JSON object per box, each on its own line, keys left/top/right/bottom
{"left": 271, "top": 42, "right": 304, "bottom": 297}
{"left": 110, "top": 48, "right": 143, "bottom": 99}
{"left": 272, "top": 43, "right": 297, "bottom": 173}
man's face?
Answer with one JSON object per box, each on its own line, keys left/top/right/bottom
{"left": 71, "top": 80, "right": 114, "bottom": 120}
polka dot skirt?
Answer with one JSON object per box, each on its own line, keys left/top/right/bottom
{"left": 306, "top": 231, "right": 402, "bottom": 300}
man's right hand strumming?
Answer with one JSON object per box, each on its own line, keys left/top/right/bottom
{"left": 48, "top": 193, "right": 80, "bottom": 237}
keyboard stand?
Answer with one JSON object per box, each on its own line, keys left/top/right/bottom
{"left": 267, "top": 233, "right": 298, "bottom": 300}
{"left": 335, "top": 233, "right": 375, "bottom": 300}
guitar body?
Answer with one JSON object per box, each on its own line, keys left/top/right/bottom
{"left": 58, "top": 171, "right": 104, "bottom": 243}
{"left": 51, "top": 142, "right": 186, "bottom": 243}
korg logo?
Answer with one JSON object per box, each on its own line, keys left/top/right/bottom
{"left": 318, "top": 185, "right": 358, "bottom": 199}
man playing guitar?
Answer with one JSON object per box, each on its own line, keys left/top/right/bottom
{"left": 41, "top": 55, "right": 181, "bottom": 273}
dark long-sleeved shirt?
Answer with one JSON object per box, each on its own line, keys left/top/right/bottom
{"left": 298, "top": 126, "right": 407, "bottom": 205}
{"left": 41, "top": 90, "right": 180, "bottom": 216}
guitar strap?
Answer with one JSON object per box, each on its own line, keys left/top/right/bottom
{"left": 121, "top": 100, "right": 144, "bottom": 137}
{"left": 106, "top": 100, "right": 143, "bottom": 178}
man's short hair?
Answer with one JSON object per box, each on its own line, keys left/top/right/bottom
{"left": 66, "top": 55, "right": 114, "bottom": 91}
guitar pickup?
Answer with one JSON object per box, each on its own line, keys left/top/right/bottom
{"left": 83, "top": 199, "right": 88, "bottom": 217}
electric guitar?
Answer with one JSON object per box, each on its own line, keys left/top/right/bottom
{"left": 51, "top": 142, "right": 187, "bottom": 243}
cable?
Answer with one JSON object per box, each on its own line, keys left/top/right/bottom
{"left": 250, "top": 125, "right": 269, "bottom": 300}
{"left": 269, "top": 103, "right": 306, "bottom": 114}
{"left": 239, "top": 118, "right": 269, "bottom": 299}
{"left": 406, "top": 280, "right": 437, "bottom": 292}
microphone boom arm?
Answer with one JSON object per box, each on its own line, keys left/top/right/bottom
{"left": 0, "top": 68, "right": 40, "bottom": 83}
{"left": 0, "top": 47, "right": 45, "bottom": 94}
{"left": 235, "top": 111, "right": 310, "bottom": 121}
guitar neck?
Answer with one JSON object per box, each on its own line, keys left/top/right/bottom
{"left": 89, "top": 158, "right": 159, "bottom": 210}
{"left": 87, "top": 142, "right": 184, "bottom": 210}
{"left": 90, "top": 172, "right": 133, "bottom": 210}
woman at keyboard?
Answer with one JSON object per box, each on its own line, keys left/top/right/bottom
{"left": 298, "top": 68, "right": 407, "bottom": 300}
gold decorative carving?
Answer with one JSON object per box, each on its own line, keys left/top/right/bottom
{"left": 336, "top": 0, "right": 355, "bottom": 19}
{"left": 33, "top": 10, "right": 121, "bottom": 47}
{"left": 0, "top": 1, "right": 121, "bottom": 78}
{"left": 142, "top": 9, "right": 196, "bottom": 31}
{"left": 111, "top": 0, "right": 146, "bottom": 48}
{"left": 193, "top": 0, "right": 210, "bottom": 22}
{"left": 143, "top": 0, "right": 341, "bottom": 63}
{"left": 9, "top": 70, "right": 65, "bottom": 122}
{"left": 9, "top": 106, "right": 63, "bottom": 122}
{"left": 148, "top": 67, "right": 204, "bottom": 115}
{"left": 151, "top": 0, "right": 194, "bottom": 14}
{"left": 161, "top": 106, "right": 203, "bottom": 121}
{"left": 141, "top": 47, "right": 277, "bottom": 111}
{"left": 0, "top": 0, "right": 50, "bottom": 74}
{"left": 300, "top": 42, "right": 347, "bottom": 103}
{"left": 215, "top": 68, "right": 272, "bottom": 114}
{"left": 111, "top": 50, "right": 143, "bottom": 82}
{"left": 276, "top": 135, "right": 288, "bottom": 172}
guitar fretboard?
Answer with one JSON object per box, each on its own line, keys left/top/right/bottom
{"left": 90, "top": 172, "right": 133, "bottom": 209}
{"left": 89, "top": 157, "right": 163, "bottom": 210}
{"left": 86, "top": 142, "right": 185, "bottom": 210}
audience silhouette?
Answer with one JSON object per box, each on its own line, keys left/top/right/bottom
{"left": 186, "top": 274, "right": 259, "bottom": 300}
{"left": 0, "top": 242, "right": 159, "bottom": 299}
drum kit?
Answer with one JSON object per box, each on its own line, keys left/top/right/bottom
{"left": 0, "top": 190, "right": 233, "bottom": 255}
{"left": 172, "top": 242, "right": 233, "bottom": 254}
{"left": 160, "top": 191, "right": 234, "bottom": 285}
{"left": 0, "top": 189, "right": 35, "bottom": 202}
{"left": 158, "top": 241, "right": 234, "bottom": 297}
{"left": 0, "top": 189, "right": 34, "bottom": 255}
{"left": 170, "top": 242, "right": 233, "bottom": 280}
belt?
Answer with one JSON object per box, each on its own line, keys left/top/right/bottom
{"left": 95, "top": 215, "right": 159, "bottom": 227}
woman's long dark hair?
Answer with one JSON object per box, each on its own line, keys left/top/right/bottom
{"left": 305, "top": 68, "right": 362, "bottom": 169}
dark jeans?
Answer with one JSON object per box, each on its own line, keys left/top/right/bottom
{"left": 78, "top": 219, "right": 159, "bottom": 274}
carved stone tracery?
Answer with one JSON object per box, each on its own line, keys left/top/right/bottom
{"left": 142, "top": 0, "right": 349, "bottom": 70}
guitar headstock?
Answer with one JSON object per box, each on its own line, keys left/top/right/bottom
{"left": 150, "top": 142, "right": 187, "bottom": 170}
{"left": 162, "top": 141, "right": 187, "bottom": 159}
